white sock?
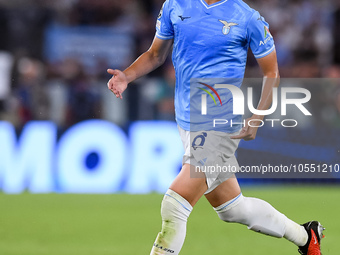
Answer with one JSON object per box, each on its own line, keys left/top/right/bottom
{"left": 284, "top": 218, "right": 308, "bottom": 246}
{"left": 214, "top": 194, "right": 308, "bottom": 246}
{"left": 150, "top": 189, "right": 192, "bottom": 255}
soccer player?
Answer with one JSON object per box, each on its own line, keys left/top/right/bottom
{"left": 107, "top": 0, "right": 324, "bottom": 254}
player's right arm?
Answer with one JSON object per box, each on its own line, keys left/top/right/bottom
{"left": 107, "top": 37, "right": 173, "bottom": 99}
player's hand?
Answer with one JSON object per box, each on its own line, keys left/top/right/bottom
{"left": 107, "top": 69, "right": 128, "bottom": 99}
{"left": 230, "top": 116, "right": 262, "bottom": 141}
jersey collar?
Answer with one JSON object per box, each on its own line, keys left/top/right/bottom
{"left": 199, "top": 0, "right": 228, "bottom": 9}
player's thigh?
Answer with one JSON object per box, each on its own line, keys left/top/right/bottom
{"left": 169, "top": 163, "right": 208, "bottom": 207}
{"left": 204, "top": 176, "right": 241, "bottom": 208}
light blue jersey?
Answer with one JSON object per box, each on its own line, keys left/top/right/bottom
{"left": 156, "top": 0, "right": 275, "bottom": 132}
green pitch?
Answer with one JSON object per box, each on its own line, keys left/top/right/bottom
{"left": 0, "top": 185, "right": 338, "bottom": 255}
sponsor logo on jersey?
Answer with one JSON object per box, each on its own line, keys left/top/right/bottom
{"left": 178, "top": 15, "right": 191, "bottom": 21}
{"left": 259, "top": 37, "right": 272, "bottom": 46}
{"left": 219, "top": 20, "right": 238, "bottom": 35}
{"left": 259, "top": 26, "right": 272, "bottom": 46}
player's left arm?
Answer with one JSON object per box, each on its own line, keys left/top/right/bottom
{"left": 231, "top": 50, "right": 280, "bottom": 141}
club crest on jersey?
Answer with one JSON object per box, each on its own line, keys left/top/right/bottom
{"left": 219, "top": 20, "right": 238, "bottom": 35}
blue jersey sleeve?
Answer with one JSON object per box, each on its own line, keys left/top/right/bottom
{"left": 246, "top": 11, "right": 275, "bottom": 59}
{"left": 155, "top": 0, "right": 174, "bottom": 40}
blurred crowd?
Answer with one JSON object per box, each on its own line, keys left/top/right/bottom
{"left": 0, "top": 0, "right": 339, "bottom": 130}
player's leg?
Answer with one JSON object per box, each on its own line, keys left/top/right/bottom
{"left": 204, "top": 175, "right": 241, "bottom": 206}
{"left": 205, "top": 177, "right": 324, "bottom": 253}
{"left": 168, "top": 163, "right": 207, "bottom": 206}
{"left": 150, "top": 163, "right": 207, "bottom": 255}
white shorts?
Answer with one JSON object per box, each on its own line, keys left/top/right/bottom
{"left": 178, "top": 126, "right": 241, "bottom": 194}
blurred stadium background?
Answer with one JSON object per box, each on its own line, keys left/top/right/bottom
{"left": 0, "top": 0, "right": 339, "bottom": 254}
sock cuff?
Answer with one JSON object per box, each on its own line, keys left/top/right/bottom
{"left": 164, "top": 189, "right": 193, "bottom": 213}
{"left": 214, "top": 193, "right": 244, "bottom": 213}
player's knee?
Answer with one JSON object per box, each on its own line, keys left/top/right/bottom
{"left": 214, "top": 194, "right": 252, "bottom": 225}
{"left": 160, "top": 189, "right": 193, "bottom": 223}
{"left": 158, "top": 189, "right": 193, "bottom": 239}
